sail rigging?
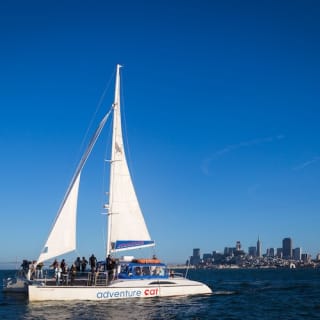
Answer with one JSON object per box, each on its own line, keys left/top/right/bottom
{"left": 38, "top": 64, "right": 154, "bottom": 263}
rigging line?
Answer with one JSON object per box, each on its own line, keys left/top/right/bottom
{"left": 100, "top": 120, "right": 112, "bottom": 208}
{"left": 77, "top": 69, "right": 116, "bottom": 166}
{"left": 62, "top": 70, "right": 116, "bottom": 210}
{"left": 99, "top": 124, "right": 112, "bottom": 252}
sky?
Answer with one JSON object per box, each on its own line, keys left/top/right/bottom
{"left": 0, "top": 0, "right": 320, "bottom": 268}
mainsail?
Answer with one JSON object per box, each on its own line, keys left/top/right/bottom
{"left": 107, "top": 65, "right": 155, "bottom": 254}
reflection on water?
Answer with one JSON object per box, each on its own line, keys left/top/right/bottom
{"left": 25, "top": 295, "right": 213, "bottom": 320}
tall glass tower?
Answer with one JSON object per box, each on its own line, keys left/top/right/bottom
{"left": 282, "top": 237, "right": 293, "bottom": 259}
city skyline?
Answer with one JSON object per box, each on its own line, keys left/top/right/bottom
{"left": 0, "top": 1, "right": 320, "bottom": 265}
{"left": 191, "top": 235, "right": 315, "bottom": 261}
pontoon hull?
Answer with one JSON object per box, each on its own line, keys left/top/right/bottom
{"left": 28, "top": 278, "right": 212, "bottom": 301}
{"left": 3, "top": 277, "right": 30, "bottom": 293}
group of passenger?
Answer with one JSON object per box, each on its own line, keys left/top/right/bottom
{"left": 49, "top": 256, "right": 91, "bottom": 285}
{"left": 21, "top": 259, "right": 44, "bottom": 280}
{"left": 21, "top": 255, "right": 93, "bottom": 285}
{"left": 49, "top": 258, "right": 75, "bottom": 285}
{"left": 21, "top": 253, "right": 168, "bottom": 286}
{"left": 42, "top": 254, "right": 116, "bottom": 285}
{"left": 131, "top": 265, "right": 165, "bottom": 277}
{"left": 74, "top": 256, "right": 87, "bottom": 272}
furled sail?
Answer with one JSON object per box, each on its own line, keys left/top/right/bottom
{"left": 107, "top": 65, "right": 155, "bottom": 254}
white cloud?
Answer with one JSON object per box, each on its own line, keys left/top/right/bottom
{"left": 201, "top": 134, "right": 285, "bottom": 176}
{"left": 293, "top": 156, "right": 320, "bottom": 171}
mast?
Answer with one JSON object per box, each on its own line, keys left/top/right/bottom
{"left": 106, "top": 64, "right": 122, "bottom": 256}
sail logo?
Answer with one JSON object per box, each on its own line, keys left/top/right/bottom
{"left": 97, "top": 288, "right": 159, "bottom": 299}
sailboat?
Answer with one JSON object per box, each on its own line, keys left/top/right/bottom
{"left": 25, "top": 64, "right": 212, "bottom": 301}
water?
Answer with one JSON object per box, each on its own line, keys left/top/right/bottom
{"left": 1, "top": 268, "right": 320, "bottom": 319}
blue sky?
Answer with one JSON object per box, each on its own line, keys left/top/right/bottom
{"left": 0, "top": 0, "right": 319, "bottom": 267}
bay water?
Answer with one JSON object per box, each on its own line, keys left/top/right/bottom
{"left": 1, "top": 268, "right": 319, "bottom": 319}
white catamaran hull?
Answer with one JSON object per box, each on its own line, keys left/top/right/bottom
{"left": 3, "top": 277, "right": 30, "bottom": 293}
{"left": 28, "top": 278, "right": 211, "bottom": 301}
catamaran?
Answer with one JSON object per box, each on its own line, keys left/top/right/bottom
{"left": 8, "top": 65, "right": 212, "bottom": 301}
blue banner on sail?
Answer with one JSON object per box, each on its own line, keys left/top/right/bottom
{"left": 114, "top": 240, "right": 155, "bottom": 250}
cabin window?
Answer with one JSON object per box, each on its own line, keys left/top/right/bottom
{"left": 142, "top": 266, "right": 150, "bottom": 275}
{"left": 134, "top": 266, "right": 142, "bottom": 276}
{"left": 120, "top": 264, "right": 129, "bottom": 274}
{"left": 150, "top": 266, "right": 165, "bottom": 276}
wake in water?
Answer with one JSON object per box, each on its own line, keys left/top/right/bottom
{"left": 213, "top": 290, "right": 237, "bottom": 295}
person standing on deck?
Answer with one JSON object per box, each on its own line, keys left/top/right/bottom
{"left": 81, "top": 256, "right": 88, "bottom": 273}
{"left": 89, "top": 254, "right": 97, "bottom": 272}
{"left": 106, "top": 255, "right": 113, "bottom": 282}
{"left": 55, "top": 263, "right": 62, "bottom": 285}
{"left": 70, "top": 263, "right": 76, "bottom": 285}
{"left": 29, "top": 261, "right": 36, "bottom": 280}
{"left": 61, "top": 261, "right": 68, "bottom": 285}
{"left": 75, "top": 257, "right": 81, "bottom": 272}
{"left": 50, "top": 259, "right": 59, "bottom": 269}
{"left": 89, "top": 254, "right": 97, "bottom": 285}
{"left": 36, "top": 262, "right": 44, "bottom": 279}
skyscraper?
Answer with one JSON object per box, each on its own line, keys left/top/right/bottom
{"left": 257, "top": 237, "right": 262, "bottom": 257}
{"left": 282, "top": 237, "right": 293, "bottom": 259}
{"left": 248, "top": 246, "right": 257, "bottom": 256}
{"left": 190, "top": 248, "right": 201, "bottom": 265}
{"left": 276, "top": 248, "right": 283, "bottom": 258}
{"left": 293, "top": 247, "right": 301, "bottom": 261}
{"left": 193, "top": 248, "right": 200, "bottom": 257}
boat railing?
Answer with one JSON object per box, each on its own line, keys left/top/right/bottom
{"left": 87, "top": 271, "right": 111, "bottom": 286}
{"left": 28, "top": 269, "right": 190, "bottom": 288}
{"left": 34, "top": 267, "right": 184, "bottom": 287}
{"left": 170, "top": 271, "right": 184, "bottom": 278}
{"left": 36, "top": 270, "right": 113, "bottom": 287}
